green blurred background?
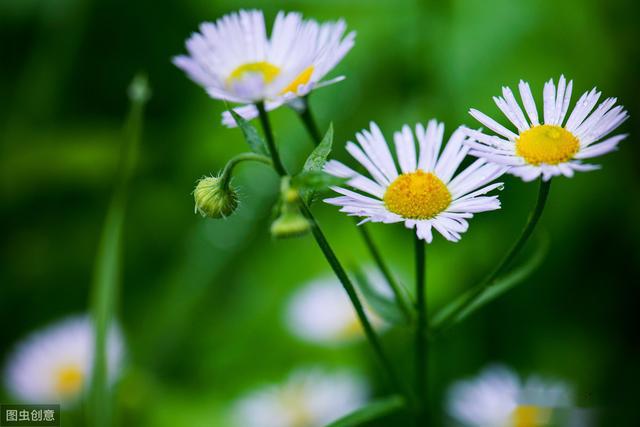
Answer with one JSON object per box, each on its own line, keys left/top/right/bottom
{"left": 1, "top": 0, "right": 639, "bottom": 425}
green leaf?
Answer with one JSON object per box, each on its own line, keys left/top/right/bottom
{"left": 431, "top": 234, "right": 549, "bottom": 330}
{"left": 303, "top": 122, "right": 333, "bottom": 172}
{"left": 300, "top": 123, "right": 333, "bottom": 203}
{"left": 325, "top": 395, "right": 406, "bottom": 427}
{"left": 228, "top": 106, "right": 268, "bottom": 156}
{"left": 353, "top": 269, "right": 407, "bottom": 326}
{"left": 89, "top": 73, "right": 149, "bottom": 427}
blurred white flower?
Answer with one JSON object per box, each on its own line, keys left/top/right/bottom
{"left": 466, "top": 75, "right": 628, "bottom": 181}
{"left": 324, "top": 121, "right": 508, "bottom": 243}
{"left": 232, "top": 368, "right": 368, "bottom": 427}
{"left": 172, "top": 9, "right": 355, "bottom": 126}
{"left": 446, "top": 365, "right": 573, "bottom": 427}
{"left": 4, "top": 315, "right": 124, "bottom": 405}
{"left": 285, "top": 270, "right": 390, "bottom": 344}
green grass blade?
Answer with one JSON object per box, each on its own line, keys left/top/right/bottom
{"left": 431, "top": 233, "right": 549, "bottom": 331}
{"left": 325, "top": 395, "right": 406, "bottom": 427}
{"left": 88, "top": 73, "right": 150, "bottom": 427}
{"left": 352, "top": 269, "right": 408, "bottom": 326}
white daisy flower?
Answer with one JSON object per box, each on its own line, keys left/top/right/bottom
{"left": 286, "top": 270, "right": 389, "bottom": 344}
{"left": 3, "top": 315, "right": 124, "bottom": 405}
{"left": 466, "top": 75, "right": 629, "bottom": 181}
{"left": 172, "top": 9, "right": 355, "bottom": 126}
{"left": 232, "top": 368, "right": 368, "bottom": 427}
{"left": 447, "top": 365, "right": 573, "bottom": 427}
{"left": 324, "top": 121, "right": 508, "bottom": 243}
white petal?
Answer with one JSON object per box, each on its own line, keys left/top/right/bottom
{"left": 564, "top": 88, "right": 601, "bottom": 131}
{"left": 575, "top": 134, "right": 627, "bottom": 159}
{"left": 469, "top": 109, "right": 518, "bottom": 140}
{"left": 518, "top": 80, "right": 539, "bottom": 126}
{"left": 542, "top": 78, "right": 557, "bottom": 125}
{"left": 346, "top": 142, "right": 390, "bottom": 185}
{"left": 393, "top": 125, "right": 417, "bottom": 173}
{"left": 435, "top": 127, "right": 469, "bottom": 183}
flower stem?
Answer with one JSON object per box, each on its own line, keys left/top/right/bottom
{"left": 358, "top": 226, "right": 414, "bottom": 321}
{"left": 297, "top": 96, "right": 322, "bottom": 145}
{"left": 300, "top": 202, "right": 407, "bottom": 396}
{"left": 431, "top": 178, "right": 552, "bottom": 333}
{"left": 414, "top": 234, "right": 427, "bottom": 425}
{"left": 256, "top": 101, "right": 286, "bottom": 176}
{"left": 295, "top": 97, "right": 414, "bottom": 321}
{"left": 220, "top": 152, "right": 272, "bottom": 190}
{"left": 256, "top": 104, "right": 408, "bottom": 400}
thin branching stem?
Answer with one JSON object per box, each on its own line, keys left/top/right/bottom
{"left": 431, "top": 178, "right": 552, "bottom": 334}
{"left": 256, "top": 101, "right": 286, "bottom": 176}
{"left": 297, "top": 96, "right": 322, "bottom": 145}
{"left": 300, "top": 201, "right": 408, "bottom": 397}
{"left": 257, "top": 103, "right": 409, "bottom": 401}
{"left": 358, "top": 226, "right": 414, "bottom": 321}
{"left": 414, "top": 235, "right": 427, "bottom": 426}
{"left": 295, "top": 97, "right": 414, "bottom": 322}
{"left": 220, "top": 152, "right": 272, "bottom": 190}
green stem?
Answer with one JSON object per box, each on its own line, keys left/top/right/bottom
{"left": 301, "top": 202, "right": 406, "bottom": 396}
{"left": 256, "top": 105, "right": 408, "bottom": 400}
{"left": 297, "top": 96, "right": 322, "bottom": 145}
{"left": 220, "top": 152, "right": 272, "bottom": 190}
{"left": 432, "top": 178, "right": 552, "bottom": 333}
{"left": 358, "top": 225, "right": 414, "bottom": 321}
{"left": 89, "top": 74, "right": 149, "bottom": 427}
{"left": 296, "top": 97, "right": 414, "bottom": 321}
{"left": 256, "top": 101, "right": 286, "bottom": 176}
{"left": 414, "top": 235, "right": 427, "bottom": 425}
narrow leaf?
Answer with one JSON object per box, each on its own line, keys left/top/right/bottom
{"left": 455, "top": 235, "right": 549, "bottom": 323}
{"left": 89, "top": 73, "right": 149, "bottom": 427}
{"left": 353, "top": 269, "right": 407, "bottom": 326}
{"left": 325, "top": 395, "right": 406, "bottom": 427}
{"left": 228, "top": 106, "right": 268, "bottom": 155}
{"left": 431, "top": 234, "right": 549, "bottom": 330}
{"left": 300, "top": 123, "right": 333, "bottom": 203}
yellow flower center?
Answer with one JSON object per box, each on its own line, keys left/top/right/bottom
{"left": 511, "top": 405, "right": 552, "bottom": 427}
{"left": 227, "top": 61, "right": 281, "bottom": 86}
{"left": 515, "top": 125, "right": 579, "bottom": 165}
{"left": 227, "top": 63, "right": 315, "bottom": 96}
{"left": 54, "top": 364, "right": 84, "bottom": 396}
{"left": 281, "top": 66, "right": 314, "bottom": 94}
{"left": 383, "top": 170, "right": 451, "bottom": 219}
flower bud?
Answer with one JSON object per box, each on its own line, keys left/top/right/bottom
{"left": 270, "top": 206, "right": 311, "bottom": 239}
{"left": 193, "top": 176, "right": 239, "bottom": 219}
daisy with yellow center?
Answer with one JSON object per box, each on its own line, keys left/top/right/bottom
{"left": 3, "top": 315, "right": 124, "bottom": 405}
{"left": 466, "top": 75, "right": 628, "bottom": 181}
{"left": 286, "top": 271, "right": 389, "bottom": 345}
{"left": 231, "top": 368, "right": 368, "bottom": 427}
{"left": 447, "top": 365, "right": 573, "bottom": 427}
{"left": 172, "top": 9, "right": 355, "bottom": 127}
{"left": 324, "top": 121, "right": 508, "bottom": 243}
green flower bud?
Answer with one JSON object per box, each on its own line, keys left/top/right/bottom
{"left": 270, "top": 206, "right": 311, "bottom": 239}
{"left": 193, "top": 176, "right": 239, "bottom": 219}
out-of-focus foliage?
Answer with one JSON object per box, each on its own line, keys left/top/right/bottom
{"left": 1, "top": 0, "right": 638, "bottom": 426}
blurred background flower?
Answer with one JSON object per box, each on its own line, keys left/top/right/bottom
{"left": 1, "top": 0, "right": 638, "bottom": 426}
{"left": 231, "top": 368, "right": 368, "bottom": 427}
{"left": 446, "top": 364, "right": 574, "bottom": 426}
{"left": 285, "top": 269, "right": 389, "bottom": 344}
{"left": 3, "top": 316, "right": 123, "bottom": 406}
